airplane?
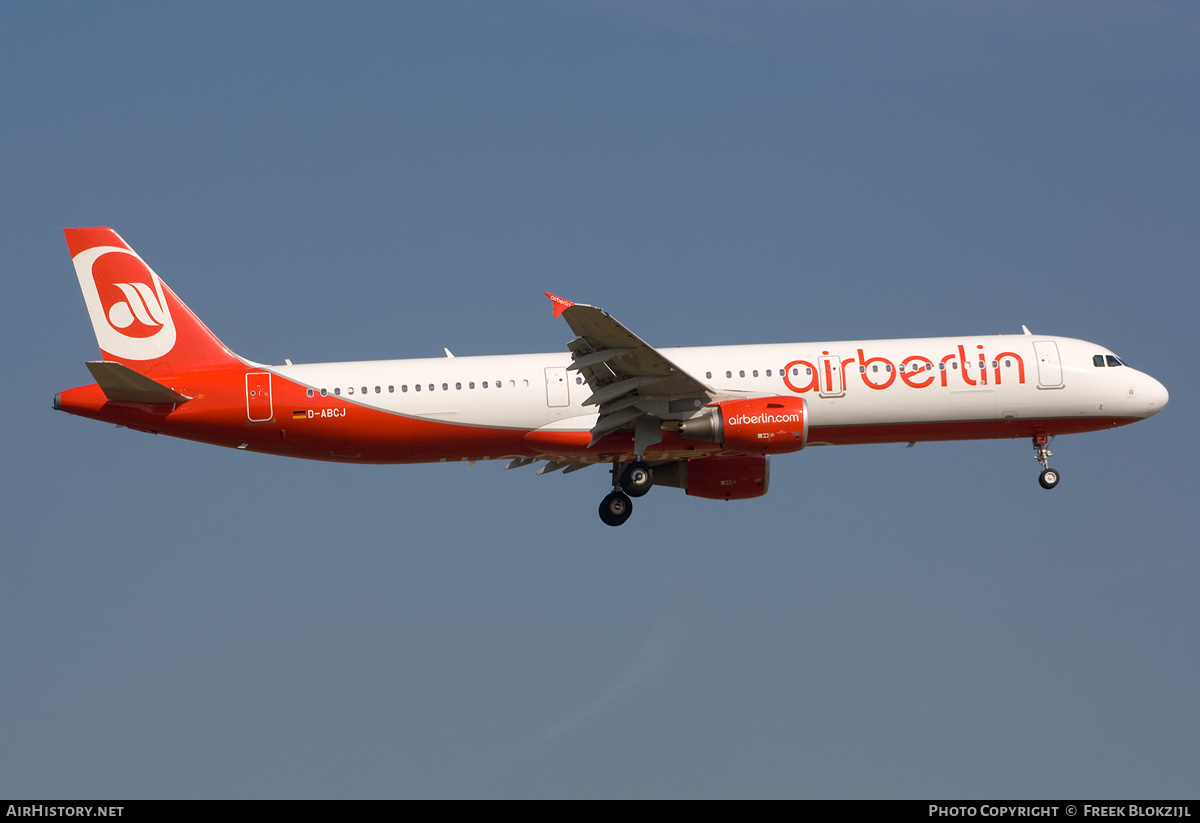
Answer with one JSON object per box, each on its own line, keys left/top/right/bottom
{"left": 55, "top": 227, "right": 1169, "bottom": 526}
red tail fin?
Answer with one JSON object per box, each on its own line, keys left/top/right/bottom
{"left": 65, "top": 228, "right": 243, "bottom": 377}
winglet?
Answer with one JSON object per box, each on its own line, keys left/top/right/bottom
{"left": 544, "top": 292, "right": 575, "bottom": 318}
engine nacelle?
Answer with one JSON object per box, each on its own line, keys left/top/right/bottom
{"left": 654, "top": 456, "right": 771, "bottom": 500}
{"left": 678, "top": 396, "right": 808, "bottom": 454}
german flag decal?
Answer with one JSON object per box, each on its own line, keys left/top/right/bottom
{"left": 292, "top": 410, "right": 307, "bottom": 420}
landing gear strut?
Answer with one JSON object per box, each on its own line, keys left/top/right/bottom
{"left": 598, "top": 460, "right": 654, "bottom": 526}
{"left": 1034, "top": 434, "right": 1059, "bottom": 490}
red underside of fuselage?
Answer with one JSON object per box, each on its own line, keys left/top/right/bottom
{"left": 55, "top": 380, "right": 1139, "bottom": 466}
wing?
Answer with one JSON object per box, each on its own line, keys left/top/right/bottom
{"left": 544, "top": 293, "right": 715, "bottom": 453}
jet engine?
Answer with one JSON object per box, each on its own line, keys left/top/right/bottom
{"left": 677, "top": 396, "right": 807, "bottom": 454}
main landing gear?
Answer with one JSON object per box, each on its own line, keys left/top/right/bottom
{"left": 598, "top": 460, "right": 654, "bottom": 527}
{"left": 1033, "top": 434, "right": 1060, "bottom": 490}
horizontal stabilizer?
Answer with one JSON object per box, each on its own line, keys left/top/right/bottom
{"left": 85, "top": 361, "right": 191, "bottom": 404}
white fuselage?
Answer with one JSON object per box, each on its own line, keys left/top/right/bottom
{"left": 271, "top": 333, "right": 1168, "bottom": 443}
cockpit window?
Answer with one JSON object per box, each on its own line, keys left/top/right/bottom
{"left": 1093, "top": 355, "right": 1105, "bottom": 367}
{"left": 1106, "top": 355, "right": 1124, "bottom": 367}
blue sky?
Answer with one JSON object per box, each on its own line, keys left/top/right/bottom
{"left": 2, "top": 1, "right": 1196, "bottom": 798}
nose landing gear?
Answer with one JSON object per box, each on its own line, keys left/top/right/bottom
{"left": 1034, "top": 434, "right": 1059, "bottom": 489}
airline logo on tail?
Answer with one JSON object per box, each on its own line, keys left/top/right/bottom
{"left": 72, "top": 244, "right": 177, "bottom": 360}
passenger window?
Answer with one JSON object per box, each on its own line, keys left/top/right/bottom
{"left": 766, "top": 369, "right": 772, "bottom": 377}
{"left": 752, "top": 370, "right": 759, "bottom": 377}
{"left": 456, "top": 382, "right": 462, "bottom": 390}
{"left": 428, "top": 384, "right": 434, "bottom": 392}
{"left": 334, "top": 388, "right": 341, "bottom": 395}
{"left": 469, "top": 382, "right": 475, "bottom": 389}
{"left": 362, "top": 387, "right": 368, "bottom": 395}
{"left": 402, "top": 385, "right": 408, "bottom": 392}
{"left": 706, "top": 372, "right": 712, "bottom": 379}
{"left": 482, "top": 381, "right": 488, "bottom": 388}
{"left": 375, "top": 386, "right": 381, "bottom": 394}
{"left": 576, "top": 377, "right": 582, "bottom": 384}
{"left": 726, "top": 371, "right": 732, "bottom": 379}
{"left": 306, "top": 389, "right": 314, "bottom": 397}
{"left": 388, "top": 385, "right": 394, "bottom": 393}
{"left": 739, "top": 370, "right": 745, "bottom": 378}
{"left": 347, "top": 387, "right": 354, "bottom": 395}
{"left": 320, "top": 388, "right": 328, "bottom": 397}
{"left": 442, "top": 383, "right": 448, "bottom": 391}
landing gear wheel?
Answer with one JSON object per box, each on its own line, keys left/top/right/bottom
{"left": 599, "top": 491, "right": 634, "bottom": 527}
{"left": 1032, "top": 434, "right": 1058, "bottom": 490}
{"left": 620, "top": 461, "right": 654, "bottom": 498}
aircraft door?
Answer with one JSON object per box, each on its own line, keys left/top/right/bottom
{"left": 1033, "top": 341, "right": 1063, "bottom": 388}
{"left": 817, "top": 355, "right": 845, "bottom": 397}
{"left": 545, "top": 367, "right": 570, "bottom": 407}
{"left": 246, "top": 372, "right": 274, "bottom": 421}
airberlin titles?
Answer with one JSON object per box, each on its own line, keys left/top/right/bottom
{"left": 681, "top": 396, "right": 808, "bottom": 455}
{"left": 782, "top": 344, "right": 1026, "bottom": 394}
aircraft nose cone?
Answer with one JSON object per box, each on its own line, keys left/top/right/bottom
{"left": 1145, "top": 376, "right": 1169, "bottom": 417}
